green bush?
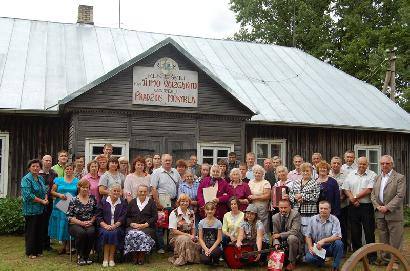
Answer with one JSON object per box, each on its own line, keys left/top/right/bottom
{"left": 405, "top": 207, "right": 410, "bottom": 227}
{"left": 0, "top": 198, "right": 24, "bottom": 234}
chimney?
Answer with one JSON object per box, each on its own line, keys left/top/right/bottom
{"left": 77, "top": 5, "right": 94, "bottom": 25}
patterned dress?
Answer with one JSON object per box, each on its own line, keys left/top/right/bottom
{"left": 48, "top": 177, "right": 79, "bottom": 241}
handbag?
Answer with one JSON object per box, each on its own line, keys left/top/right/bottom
{"left": 267, "top": 250, "right": 285, "bottom": 271}
{"left": 156, "top": 209, "right": 169, "bottom": 229}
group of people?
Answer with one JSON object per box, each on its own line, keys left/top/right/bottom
{"left": 20, "top": 144, "right": 406, "bottom": 270}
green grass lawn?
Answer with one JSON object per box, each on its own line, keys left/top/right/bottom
{"left": 0, "top": 228, "right": 408, "bottom": 271}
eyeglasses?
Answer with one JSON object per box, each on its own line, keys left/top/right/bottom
{"left": 380, "top": 162, "right": 391, "bottom": 165}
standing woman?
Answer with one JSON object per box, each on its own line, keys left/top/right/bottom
{"left": 289, "top": 162, "right": 320, "bottom": 235}
{"left": 124, "top": 185, "right": 157, "bottom": 265}
{"left": 144, "top": 155, "right": 153, "bottom": 175}
{"left": 316, "top": 160, "right": 340, "bottom": 217}
{"left": 99, "top": 157, "right": 125, "bottom": 198}
{"left": 124, "top": 157, "right": 151, "bottom": 202}
{"left": 248, "top": 165, "right": 271, "bottom": 235}
{"left": 218, "top": 159, "right": 229, "bottom": 181}
{"left": 222, "top": 197, "right": 244, "bottom": 247}
{"left": 198, "top": 202, "right": 223, "bottom": 265}
{"left": 118, "top": 156, "right": 130, "bottom": 176}
{"left": 49, "top": 162, "right": 79, "bottom": 254}
{"left": 229, "top": 168, "right": 251, "bottom": 212}
{"left": 96, "top": 184, "right": 128, "bottom": 267}
{"left": 168, "top": 194, "right": 201, "bottom": 266}
{"left": 67, "top": 179, "right": 97, "bottom": 265}
{"left": 97, "top": 155, "right": 108, "bottom": 176}
{"left": 82, "top": 160, "right": 100, "bottom": 203}
{"left": 21, "top": 159, "right": 49, "bottom": 259}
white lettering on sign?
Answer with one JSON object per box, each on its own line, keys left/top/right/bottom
{"left": 132, "top": 58, "right": 198, "bottom": 107}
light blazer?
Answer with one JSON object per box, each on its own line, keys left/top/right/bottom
{"left": 371, "top": 170, "right": 406, "bottom": 221}
{"left": 272, "top": 209, "right": 303, "bottom": 244}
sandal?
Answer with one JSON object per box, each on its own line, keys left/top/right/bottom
{"left": 28, "top": 255, "right": 37, "bottom": 259}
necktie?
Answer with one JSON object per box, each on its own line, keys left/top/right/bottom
{"left": 280, "top": 215, "right": 287, "bottom": 232}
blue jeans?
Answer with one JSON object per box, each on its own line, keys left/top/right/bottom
{"left": 304, "top": 240, "right": 344, "bottom": 269}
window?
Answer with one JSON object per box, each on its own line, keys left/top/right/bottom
{"left": 85, "top": 139, "right": 129, "bottom": 164}
{"left": 0, "top": 133, "right": 9, "bottom": 198}
{"left": 354, "top": 144, "right": 381, "bottom": 174}
{"left": 252, "top": 139, "right": 286, "bottom": 166}
{"left": 197, "top": 143, "right": 234, "bottom": 165}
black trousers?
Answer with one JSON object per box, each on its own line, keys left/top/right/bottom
{"left": 42, "top": 200, "right": 53, "bottom": 249}
{"left": 200, "top": 247, "right": 223, "bottom": 265}
{"left": 339, "top": 206, "right": 349, "bottom": 252}
{"left": 349, "top": 203, "right": 376, "bottom": 260}
{"left": 25, "top": 213, "right": 45, "bottom": 256}
{"left": 68, "top": 224, "right": 95, "bottom": 259}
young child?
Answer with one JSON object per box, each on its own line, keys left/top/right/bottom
{"left": 198, "top": 202, "right": 223, "bottom": 265}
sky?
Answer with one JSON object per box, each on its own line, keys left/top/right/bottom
{"left": 0, "top": 0, "right": 240, "bottom": 39}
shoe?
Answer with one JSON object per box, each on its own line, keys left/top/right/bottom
{"left": 86, "top": 258, "right": 93, "bottom": 265}
{"left": 77, "top": 258, "right": 87, "bottom": 266}
{"left": 285, "top": 263, "right": 296, "bottom": 270}
{"left": 109, "top": 261, "right": 115, "bottom": 267}
{"left": 102, "top": 261, "right": 108, "bottom": 267}
{"left": 157, "top": 249, "right": 165, "bottom": 254}
{"left": 28, "top": 255, "right": 37, "bottom": 259}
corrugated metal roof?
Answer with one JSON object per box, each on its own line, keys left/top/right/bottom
{"left": 0, "top": 17, "right": 409, "bottom": 132}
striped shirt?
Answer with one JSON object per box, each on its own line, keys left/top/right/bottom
{"left": 178, "top": 180, "right": 199, "bottom": 201}
{"left": 289, "top": 178, "right": 320, "bottom": 216}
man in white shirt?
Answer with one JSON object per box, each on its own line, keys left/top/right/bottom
{"left": 371, "top": 155, "right": 406, "bottom": 267}
{"left": 287, "top": 155, "right": 303, "bottom": 182}
{"left": 342, "top": 157, "right": 376, "bottom": 263}
{"left": 341, "top": 150, "right": 357, "bottom": 175}
{"left": 245, "top": 152, "right": 256, "bottom": 180}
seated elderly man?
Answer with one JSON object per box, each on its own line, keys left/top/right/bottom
{"left": 272, "top": 199, "right": 303, "bottom": 271}
{"left": 304, "top": 201, "right": 344, "bottom": 271}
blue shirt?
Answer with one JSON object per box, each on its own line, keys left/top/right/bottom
{"left": 178, "top": 180, "right": 199, "bottom": 201}
{"left": 305, "top": 214, "right": 342, "bottom": 242}
{"left": 21, "top": 172, "right": 47, "bottom": 216}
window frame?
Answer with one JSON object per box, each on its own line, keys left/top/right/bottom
{"left": 84, "top": 139, "right": 129, "bottom": 165}
{"left": 354, "top": 144, "right": 381, "bottom": 174}
{"left": 252, "top": 138, "right": 287, "bottom": 166}
{"left": 197, "top": 142, "right": 234, "bottom": 165}
{"left": 0, "top": 133, "right": 9, "bottom": 198}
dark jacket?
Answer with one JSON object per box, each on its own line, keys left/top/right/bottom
{"left": 126, "top": 197, "right": 157, "bottom": 239}
{"left": 96, "top": 197, "right": 128, "bottom": 227}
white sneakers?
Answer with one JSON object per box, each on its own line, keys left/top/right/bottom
{"left": 102, "top": 261, "right": 108, "bottom": 267}
{"left": 109, "top": 261, "right": 115, "bottom": 267}
{"left": 102, "top": 260, "right": 115, "bottom": 267}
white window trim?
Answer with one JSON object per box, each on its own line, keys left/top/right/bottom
{"left": 252, "top": 138, "right": 287, "bottom": 166}
{"left": 197, "top": 142, "right": 234, "bottom": 165}
{"left": 354, "top": 144, "right": 382, "bottom": 174}
{"left": 0, "top": 133, "right": 9, "bottom": 198}
{"left": 84, "top": 139, "right": 129, "bottom": 165}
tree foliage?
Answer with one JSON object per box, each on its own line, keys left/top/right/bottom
{"left": 229, "top": 0, "right": 410, "bottom": 111}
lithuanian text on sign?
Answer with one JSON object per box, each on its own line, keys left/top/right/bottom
{"left": 132, "top": 58, "right": 198, "bottom": 107}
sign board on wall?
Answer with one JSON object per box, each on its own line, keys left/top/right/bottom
{"left": 133, "top": 58, "right": 198, "bottom": 107}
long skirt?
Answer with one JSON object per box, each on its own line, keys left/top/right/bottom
{"left": 124, "top": 229, "right": 155, "bottom": 254}
{"left": 168, "top": 234, "right": 201, "bottom": 266}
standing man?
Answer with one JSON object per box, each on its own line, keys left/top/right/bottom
{"left": 304, "top": 201, "right": 344, "bottom": 271}
{"left": 245, "top": 152, "right": 256, "bottom": 180}
{"left": 150, "top": 154, "right": 182, "bottom": 254}
{"left": 342, "top": 157, "right": 377, "bottom": 263}
{"left": 103, "top": 143, "right": 113, "bottom": 158}
{"left": 152, "top": 153, "right": 161, "bottom": 171}
{"left": 264, "top": 158, "right": 276, "bottom": 186}
{"left": 39, "top": 154, "right": 58, "bottom": 251}
{"left": 188, "top": 154, "right": 200, "bottom": 178}
{"left": 73, "top": 155, "right": 87, "bottom": 179}
{"left": 341, "top": 150, "right": 357, "bottom": 175}
{"left": 329, "top": 156, "right": 349, "bottom": 253}
{"left": 371, "top": 155, "right": 406, "bottom": 266}
{"left": 52, "top": 150, "right": 68, "bottom": 177}
{"left": 272, "top": 199, "right": 303, "bottom": 271}
{"left": 287, "top": 155, "right": 303, "bottom": 182}
{"left": 227, "top": 152, "right": 240, "bottom": 174}
{"left": 311, "top": 153, "right": 321, "bottom": 179}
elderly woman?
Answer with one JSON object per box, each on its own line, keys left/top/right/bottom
{"left": 97, "top": 154, "right": 108, "bottom": 176}
{"left": 316, "top": 160, "right": 340, "bottom": 217}
{"left": 67, "top": 179, "right": 97, "bottom": 265}
{"left": 229, "top": 168, "right": 251, "bottom": 212}
{"left": 272, "top": 166, "right": 293, "bottom": 208}
{"left": 82, "top": 160, "right": 100, "bottom": 203}
{"left": 118, "top": 156, "right": 130, "bottom": 176}
{"left": 49, "top": 162, "right": 79, "bottom": 254}
{"left": 197, "top": 165, "right": 233, "bottom": 220}
{"left": 168, "top": 194, "right": 201, "bottom": 266}
{"left": 96, "top": 183, "right": 128, "bottom": 267}
{"left": 124, "top": 157, "right": 151, "bottom": 202}
{"left": 248, "top": 164, "right": 271, "bottom": 234}
{"left": 222, "top": 197, "right": 244, "bottom": 247}
{"left": 21, "top": 159, "right": 49, "bottom": 259}
{"left": 289, "top": 162, "right": 320, "bottom": 235}
{"left": 125, "top": 185, "right": 157, "bottom": 265}
{"left": 99, "top": 157, "right": 125, "bottom": 198}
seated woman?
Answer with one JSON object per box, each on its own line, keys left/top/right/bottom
{"left": 124, "top": 185, "right": 157, "bottom": 265}
{"left": 235, "top": 204, "right": 269, "bottom": 263}
{"left": 168, "top": 194, "right": 201, "bottom": 266}
{"left": 96, "top": 183, "right": 128, "bottom": 267}
{"left": 198, "top": 202, "right": 223, "bottom": 265}
{"left": 222, "top": 197, "right": 244, "bottom": 247}
{"left": 229, "top": 168, "right": 251, "bottom": 212}
{"left": 67, "top": 179, "right": 97, "bottom": 266}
